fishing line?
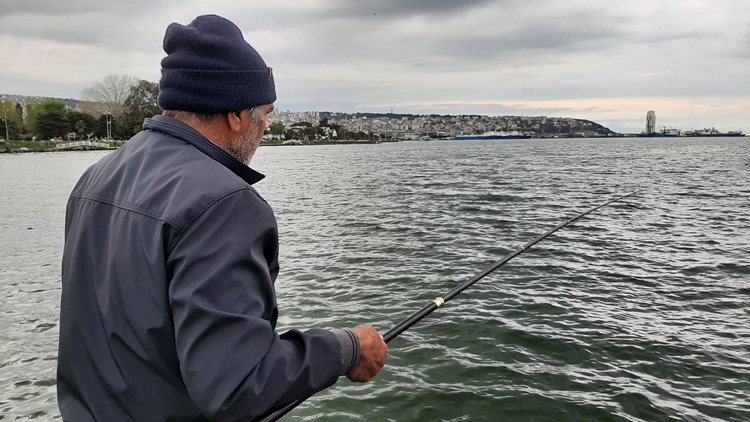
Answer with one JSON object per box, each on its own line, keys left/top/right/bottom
{"left": 257, "top": 191, "right": 636, "bottom": 421}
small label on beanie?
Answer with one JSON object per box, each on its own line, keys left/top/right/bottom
{"left": 268, "top": 67, "right": 274, "bottom": 80}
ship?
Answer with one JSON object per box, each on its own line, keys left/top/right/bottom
{"left": 638, "top": 127, "right": 680, "bottom": 137}
{"left": 683, "top": 128, "right": 745, "bottom": 137}
{"left": 453, "top": 131, "right": 532, "bottom": 140}
{"left": 637, "top": 111, "right": 745, "bottom": 137}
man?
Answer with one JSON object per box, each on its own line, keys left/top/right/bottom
{"left": 57, "top": 15, "right": 388, "bottom": 421}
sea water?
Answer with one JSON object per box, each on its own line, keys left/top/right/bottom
{"left": 1, "top": 137, "right": 748, "bottom": 421}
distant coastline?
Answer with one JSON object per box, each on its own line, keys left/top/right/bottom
{"left": 2, "top": 94, "right": 746, "bottom": 147}
{"left": 0, "top": 138, "right": 391, "bottom": 154}
{"left": 2, "top": 134, "right": 746, "bottom": 155}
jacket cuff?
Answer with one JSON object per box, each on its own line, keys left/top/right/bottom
{"left": 330, "top": 329, "right": 360, "bottom": 376}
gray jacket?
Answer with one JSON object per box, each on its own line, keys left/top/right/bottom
{"left": 58, "top": 115, "right": 358, "bottom": 421}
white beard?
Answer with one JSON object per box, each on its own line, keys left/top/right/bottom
{"left": 225, "top": 124, "right": 262, "bottom": 165}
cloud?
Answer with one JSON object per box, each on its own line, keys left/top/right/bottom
{"left": 0, "top": 0, "right": 169, "bottom": 15}
{"left": 0, "top": 0, "right": 748, "bottom": 132}
{"left": 305, "top": 0, "right": 500, "bottom": 19}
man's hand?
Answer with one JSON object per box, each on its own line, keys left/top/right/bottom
{"left": 347, "top": 325, "right": 388, "bottom": 382}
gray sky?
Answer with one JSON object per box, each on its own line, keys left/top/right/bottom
{"left": 1, "top": 0, "right": 748, "bottom": 132}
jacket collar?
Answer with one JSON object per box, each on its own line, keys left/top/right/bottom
{"left": 142, "top": 115, "right": 265, "bottom": 185}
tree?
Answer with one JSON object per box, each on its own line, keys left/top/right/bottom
{"left": 36, "top": 111, "right": 70, "bottom": 140}
{"left": 0, "top": 101, "right": 22, "bottom": 139}
{"left": 337, "top": 127, "right": 350, "bottom": 140}
{"left": 0, "top": 116, "right": 8, "bottom": 141}
{"left": 24, "top": 100, "right": 68, "bottom": 139}
{"left": 123, "top": 80, "right": 160, "bottom": 118}
{"left": 35, "top": 100, "right": 66, "bottom": 114}
{"left": 284, "top": 128, "right": 301, "bottom": 140}
{"left": 66, "top": 111, "right": 97, "bottom": 139}
{"left": 121, "top": 80, "right": 161, "bottom": 137}
{"left": 268, "top": 122, "right": 285, "bottom": 139}
{"left": 82, "top": 74, "right": 138, "bottom": 118}
{"left": 302, "top": 126, "right": 316, "bottom": 141}
{"left": 24, "top": 101, "right": 66, "bottom": 136}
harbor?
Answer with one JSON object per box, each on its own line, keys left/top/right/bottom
{"left": 2, "top": 137, "right": 749, "bottom": 421}
{"left": 636, "top": 110, "right": 744, "bottom": 138}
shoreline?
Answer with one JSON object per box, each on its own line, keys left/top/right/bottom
{"left": 0, "top": 139, "right": 390, "bottom": 153}
{"left": 1, "top": 135, "right": 745, "bottom": 154}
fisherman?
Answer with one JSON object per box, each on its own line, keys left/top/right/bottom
{"left": 57, "top": 14, "right": 388, "bottom": 421}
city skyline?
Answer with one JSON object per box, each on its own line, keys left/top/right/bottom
{"left": 1, "top": 0, "right": 748, "bottom": 133}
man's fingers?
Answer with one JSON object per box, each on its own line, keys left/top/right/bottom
{"left": 347, "top": 324, "right": 388, "bottom": 382}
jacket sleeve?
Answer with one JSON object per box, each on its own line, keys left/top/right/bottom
{"left": 166, "top": 189, "right": 344, "bottom": 421}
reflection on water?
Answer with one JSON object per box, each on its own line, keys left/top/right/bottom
{"left": 1, "top": 137, "right": 749, "bottom": 421}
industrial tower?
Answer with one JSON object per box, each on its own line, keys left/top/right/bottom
{"left": 646, "top": 110, "right": 656, "bottom": 134}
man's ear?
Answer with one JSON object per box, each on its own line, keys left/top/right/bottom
{"left": 226, "top": 111, "right": 242, "bottom": 133}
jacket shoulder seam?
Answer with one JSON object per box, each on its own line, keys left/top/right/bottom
{"left": 70, "top": 193, "right": 180, "bottom": 230}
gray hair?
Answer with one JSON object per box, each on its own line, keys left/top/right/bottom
{"left": 248, "top": 107, "right": 262, "bottom": 120}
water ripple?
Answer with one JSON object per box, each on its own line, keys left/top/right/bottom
{"left": 2, "top": 138, "right": 749, "bottom": 421}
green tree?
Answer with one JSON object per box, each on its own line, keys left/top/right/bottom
{"left": 0, "top": 101, "right": 22, "bottom": 139}
{"left": 24, "top": 103, "right": 41, "bottom": 135}
{"left": 121, "top": 80, "right": 161, "bottom": 137}
{"left": 268, "top": 122, "right": 285, "bottom": 139}
{"left": 39, "top": 100, "right": 66, "bottom": 113}
{"left": 66, "top": 111, "right": 97, "bottom": 139}
{"left": 302, "top": 126, "right": 316, "bottom": 141}
{"left": 284, "top": 128, "right": 301, "bottom": 140}
{"left": 0, "top": 116, "right": 8, "bottom": 141}
{"left": 29, "top": 100, "right": 69, "bottom": 139}
{"left": 37, "top": 112, "right": 70, "bottom": 139}
{"left": 337, "top": 127, "right": 350, "bottom": 140}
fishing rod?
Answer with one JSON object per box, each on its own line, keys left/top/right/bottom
{"left": 257, "top": 191, "right": 636, "bottom": 421}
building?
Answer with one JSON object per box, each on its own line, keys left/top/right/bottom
{"left": 646, "top": 110, "right": 656, "bottom": 134}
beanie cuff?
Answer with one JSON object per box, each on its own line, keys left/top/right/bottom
{"left": 158, "top": 68, "right": 276, "bottom": 113}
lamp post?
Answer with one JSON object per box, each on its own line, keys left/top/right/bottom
{"left": 104, "top": 112, "right": 112, "bottom": 140}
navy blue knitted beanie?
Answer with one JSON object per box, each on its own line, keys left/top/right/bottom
{"left": 157, "top": 15, "right": 276, "bottom": 113}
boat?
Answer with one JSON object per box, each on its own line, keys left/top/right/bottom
{"left": 688, "top": 128, "right": 745, "bottom": 137}
{"left": 638, "top": 127, "right": 680, "bottom": 137}
{"left": 453, "top": 131, "right": 531, "bottom": 140}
